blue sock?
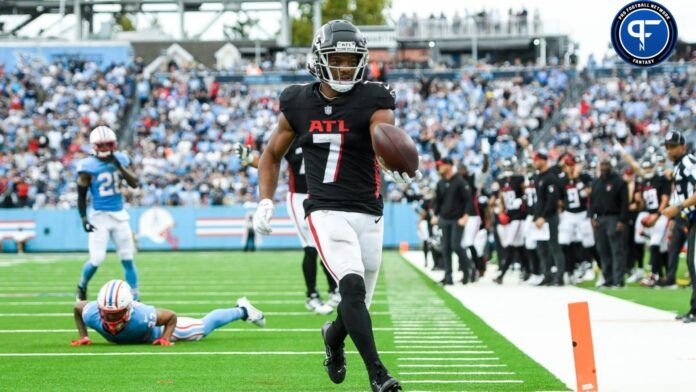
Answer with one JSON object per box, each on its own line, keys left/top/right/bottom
{"left": 201, "top": 308, "right": 245, "bottom": 336}
{"left": 121, "top": 259, "right": 139, "bottom": 300}
{"left": 78, "top": 262, "right": 98, "bottom": 289}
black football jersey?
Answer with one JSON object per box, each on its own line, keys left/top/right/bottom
{"left": 280, "top": 81, "right": 396, "bottom": 216}
{"left": 284, "top": 139, "right": 308, "bottom": 194}
{"left": 560, "top": 173, "right": 592, "bottom": 213}
{"left": 499, "top": 175, "right": 525, "bottom": 220}
{"left": 637, "top": 175, "right": 671, "bottom": 214}
{"left": 524, "top": 174, "right": 538, "bottom": 217}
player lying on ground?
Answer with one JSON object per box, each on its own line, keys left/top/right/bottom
{"left": 71, "top": 280, "right": 265, "bottom": 345}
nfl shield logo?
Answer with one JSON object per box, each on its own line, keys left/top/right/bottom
{"left": 324, "top": 105, "right": 332, "bottom": 115}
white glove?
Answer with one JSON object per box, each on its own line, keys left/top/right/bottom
{"left": 385, "top": 170, "right": 423, "bottom": 185}
{"left": 481, "top": 139, "right": 490, "bottom": 155}
{"left": 233, "top": 143, "right": 254, "bottom": 166}
{"left": 253, "top": 199, "right": 274, "bottom": 235}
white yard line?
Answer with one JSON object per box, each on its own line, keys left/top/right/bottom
{"left": 405, "top": 380, "right": 524, "bottom": 384}
{"left": 400, "top": 371, "right": 515, "bottom": 375}
{"left": 0, "top": 311, "right": 392, "bottom": 317}
{"left": 403, "top": 250, "right": 696, "bottom": 392}
{"left": 0, "top": 327, "right": 466, "bottom": 334}
{"left": 398, "top": 357, "right": 500, "bottom": 361}
{"left": 0, "top": 299, "right": 389, "bottom": 306}
{"left": 398, "top": 364, "right": 508, "bottom": 368}
{"left": 0, "top": 350, "right": 497, "bottom": 357}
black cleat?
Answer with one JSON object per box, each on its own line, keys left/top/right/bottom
{"left": 321, "top": 322, "right": 346, "bottom": 384}
{"left": 369, "top": 361, "right": 402, "bottom": 392}
{"left": 76, "top": 285, "right": 87, "bottom": 301}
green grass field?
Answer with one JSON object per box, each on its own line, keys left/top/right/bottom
{"left": 0, "top": 251, "right": 567, "bottom": 391}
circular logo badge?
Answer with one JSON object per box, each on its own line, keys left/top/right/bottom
{"left": 610, "top": 1, "right": 677, "bottom": 67}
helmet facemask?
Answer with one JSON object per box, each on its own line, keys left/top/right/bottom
{"left": 99, "top": 306, "right": 132, "bottom": 334}
{"left": 93, "top": 141, "right": 117, "bottom": 158}
{"left": 315, "top": 50, "right": 367, "bottom": 93}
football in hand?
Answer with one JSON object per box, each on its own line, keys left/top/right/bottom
{"left": 372, "top": 123, "right": 419, "bottom": 177}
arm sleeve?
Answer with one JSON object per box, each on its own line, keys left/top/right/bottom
{"left": 619, "top": 179, "right": 629, "bottom": 223}
{"left": 541, "top": 178, "right": 559, "bottom": 218}
{"left": 433, "top": 185, "right": 441, "bottom": 216}
{"left": 589, "top": 182, "right": 597, "bottom": 218}
{"left": 77, "top": 184, "right": 89, "bottom": 219}
{"left": 461, "top": 181, "right": 475, "bottom": 216}
{"left": 431, "top": 142, "right": 442, "bottom": 161}
{"left": 687, "top": 163, "right": 696, "bottom": 187}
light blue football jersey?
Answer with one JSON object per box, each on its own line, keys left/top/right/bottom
{"left": 82, "top": 301, "right": 161, "bottom": 344}
{"left": 76, "top": 152, "right": 130, "bottom": 211}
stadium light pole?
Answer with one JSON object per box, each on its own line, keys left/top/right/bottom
{"left": 178, "top": 0, "right": 186, "bottom": 40}
{"left": 73, "top": 0, "right": 82, "bottom": 40}
{"left": 313, "top": 0, "right": 322, "bottom": 35}
{"left": 280, "top": 0, "right": 290, "bottom": 47}
{"left": 468, "top": 15, "right": 479, "bottom": 63}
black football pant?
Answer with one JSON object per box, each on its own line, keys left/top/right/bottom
{"left": 626, "top": 228, "right": 644, "bottom": 272}
{"left": 440, "top": 219, "right": 470, "bottom": 282}
{"left": 685, "top": 224, "right": 696, "bottom": 315}
{"left": 536, "top": 214, "right": 565, "bottom": 284}
{"left": 594, "top": 215, "right": 625, "bottom": 286}
{"left": 667, "top": 217, "right": 688, "bottom": 284}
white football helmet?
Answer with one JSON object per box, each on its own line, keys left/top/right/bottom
{"left": 89, "top": 126, "right": 118, "bottom": 158}
{"left": 97, "top": 279, "right": 134, "bottom": 334}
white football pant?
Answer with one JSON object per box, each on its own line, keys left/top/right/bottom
{"left": 286, "top": 192, "right": 314, "bottom": 248}
{"left": 558, "top": 210, "right": 595, "bottom": 247}
{"left": 88, "top": 210, "right": 135, "bottom": 266}
{"left": 634, "top": 212, "right": 669, "bottom": 252}
{"left": 307, "top": 210, "right": 383, "bottom": 308}
{"left": 497, "top": 219, "right": 525, "bottom": 247}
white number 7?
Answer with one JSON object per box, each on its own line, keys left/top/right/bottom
{"left": 312, "top": 134, "right": 344, "bottom": 183}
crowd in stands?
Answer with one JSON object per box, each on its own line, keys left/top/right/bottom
{"left": 0, "top": 56, "right": 693, "bottom": 213}
{"left": 396, "top": 7, "right": 542, "bottom": 39}
{"left": 0, "top": 60, "right": 134, "bottom": 209}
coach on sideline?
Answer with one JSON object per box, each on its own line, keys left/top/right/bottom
{"left": 590, "top": 158, "right": 629, "bottom": 288}
{"left": 432, "top": 157, "right": 476, "bottom": 285}
{"left": 661, "top": 131, "right": 696, "bottom": 323}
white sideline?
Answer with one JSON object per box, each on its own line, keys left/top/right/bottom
{"left": 402, "top": 251, "right": 696, "bottom": 392}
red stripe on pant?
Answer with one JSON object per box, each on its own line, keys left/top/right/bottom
{"left": 307, "top": 214, "right": 339, "bottom": 282}
{"left": 289, "top": 193, "right": 308, "bottom": 245}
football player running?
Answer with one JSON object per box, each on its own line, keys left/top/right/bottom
{"left": 254, "top": 20, "right": 415, "bottom": 391}
{"left": 235, "top": 142, "right": 337, "bottom": 315}
{"left": 75, "top": 126, "right": 140, "bottom": 302}
{"left": 71, "top": 279, "right": 264, "bottom": 346}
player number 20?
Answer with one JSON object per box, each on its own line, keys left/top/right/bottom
{"left": 97, "top": 171, "right": 122, "bottom": 197}
{"left": 312, "top": 134, "right": 344, "bottom": 183}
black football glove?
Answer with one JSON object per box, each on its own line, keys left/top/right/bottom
{"left": 233, "top": 143, "right": 254, "bottom": 166}
{"left": 81, "top": 218, "right": 97, "bottom": 233}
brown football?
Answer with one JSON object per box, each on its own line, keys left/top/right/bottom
{"left": 372, "top": 123, "right": 419, "bottom": 177}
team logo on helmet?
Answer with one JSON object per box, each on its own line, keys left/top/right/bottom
{"left": 610, "top": 1, "right": 677, "bottom": 67}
